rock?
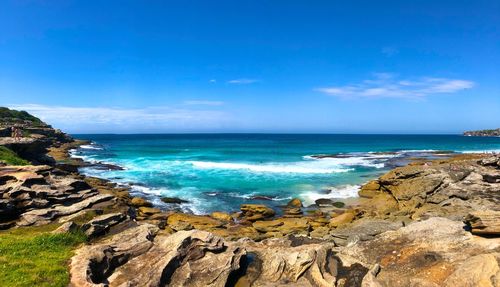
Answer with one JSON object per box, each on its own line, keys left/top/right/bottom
{"left": 329, "top": 211, "right": 356, "bottom": 228}
{"left": 52, "top": 221, "right": 78, "bottom": 234}
{"left": 233, "top": 236, "right": 338, "bottom": 286}
{"left": 479, "top": 156, "right": 499, "bottom": 166}
{"left": 69, "top": 223, "right": 159, "bottom": 286}
{"left": 443, "top": 254, "right": 500, "bottom": 287}
{"left": 70, "top": 227, "right": 245, "bottom": 287}
{"left": 240, "top": 204, "right": 276, "bottom": 221}
{"left": 138, "top": 206, "right": 161, "bottom": 216}
{"left": 210, "top": 211, "right": 233, "bottom": 222}
{"left": 253, "top": 217, "right": 310, "bottom": 236}
{"left": 359, "top": 180, "right": 381, "bottom": 198}
{"left": 160, "top": 197, "right": 189, "bottom": 204}
{"left": 130, "top": 197, "right": 152, "bottom": 207}
{"left": 81, "top": 212, "right": 126, "bottom": 238}
{"left": 465, "top": 210, "right": 500, "bottom": 235}
{"left": 167, "top": 213, "right": 224, "bottom": 231}
{"left": 339, "top": 217, "right": 500, "bottom": 286}
{"left": 287, "top": 198, "right": 303, "bottom": 208}
{"left": 315, "top": 198, "right": 333, "bottom": 206}
{"left": 17, "top": 194, "right": 115, "bottom": 226}
{"left": 330, "top": 219, "right": 403, "bottom": 246}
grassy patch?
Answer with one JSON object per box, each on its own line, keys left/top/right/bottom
{"left": 0, "top": 146, "right": 30, "bottom": 165}
{"left": 0, "top": 225, "right": 87, "bottom": 287}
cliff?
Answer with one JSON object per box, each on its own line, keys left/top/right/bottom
{"left": 464, "top": 128, "right": 500, "bottom": 137}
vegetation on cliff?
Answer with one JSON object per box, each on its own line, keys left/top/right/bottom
{"left": 463, "top": 128, "right": 500, "bottom": 137}
{"left": 0, "top": 146, "right": 29, "bottom": 165}
{"left": 0, "top": 107, "right": 46, "bottom": 127}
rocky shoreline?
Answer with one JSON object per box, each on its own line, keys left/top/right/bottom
{"left": 1, "top": 114, "right": 500, "bottom": 286}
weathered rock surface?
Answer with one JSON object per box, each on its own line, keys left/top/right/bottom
{"left": 357, "top": 154, "right": 500, "bottom": 221}
{"left": 338, "top": 217, "right": 500, "bottom": 287}
{"left": 465, "top": 210, "right": 500, "bottom": 235}
{"left": 81, "top": 212, "right": 127, "bottom": 238}
{"left": 0, "top": 165, "right": 117, "bottom": 226}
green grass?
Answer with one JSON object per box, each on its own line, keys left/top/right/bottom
{"left": 0, "top": 225, "right": 87, "bottom": 287}
{"left": 0, "top": 146, "right": 30, "bottom": 165}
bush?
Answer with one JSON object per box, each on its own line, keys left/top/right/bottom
{"left": 0, "top": 146, "right": 30, "bottom": 165}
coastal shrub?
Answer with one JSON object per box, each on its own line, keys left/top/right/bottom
{"left": 0, "top": 146, "right": 30, "bottom": 165}
{"left": 0, "top": 107, "right": 45, "bottom": 126}
{"left": 0, "top": 225, "right": 87, "bottom": 287}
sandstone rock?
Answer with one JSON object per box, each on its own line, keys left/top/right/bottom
{"left": 81, "top": 212, "right": 126, "bottom": 238}
{"left": 287, "top": 198, "right": 303, "bottom": 208}
{"left": 443, "top": 253, "right": 500, "bottom": 287}
{"left": 329, "top": 211, "right": 356, "bottom": 228}
{"left": 70, "top": 223, "right": 159, "bottom": 286}
{"left": 210, "top": 211, "right": 233, "bottom": 222}
{"left": 138, "top": 206, "right": 161, "bottom": 216}
{"left": 240, "top": 204, "right": 276, "bottom": 221}
{"left": 338, "top": 217, "right": 500, "bottom": 286}
{"left": 253, "top": 217, "right": 310, "bottom": 236}
{"left": 465, "top": 210, "right": 500, "bottom": 235}
{"left": 167, "top": 213, "right": 223, "bottom": 231}
{"left": 17, "top": 194, "right": 114, "bottom": 226}
{"left": 130, "top": 197, "right": 152, "bottom": 207}
{"left": 233, "top": 236, "right": 338, "bottom": 286}
{"left": 52, "top": 221, "right": 78, "bottom": 234}
{"left": 70, "top": 228, "right": 245, "bottom": 287}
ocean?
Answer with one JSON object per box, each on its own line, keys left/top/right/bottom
{"left": 70, "top": 134, "right": 500, "bottom": 214}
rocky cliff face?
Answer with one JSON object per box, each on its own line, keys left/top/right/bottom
{"left": 464, "top": 128, "right": 500, "bottom": 137}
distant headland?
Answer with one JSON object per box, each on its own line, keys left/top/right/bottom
{"left": 464, "top": 128, "right": 500, "bottom": 137}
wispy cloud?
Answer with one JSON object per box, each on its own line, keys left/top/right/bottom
{"left": 8, "top": 104, "right": 226, "bottom": 132}
{"left": 315, "top": 73, "right": 474, "bottom": 99}
{"left": 183, "top": 100, "right": 224, "bottom": 106}
{"left": 227, "top": 78, "right": 259, "bottom": 84}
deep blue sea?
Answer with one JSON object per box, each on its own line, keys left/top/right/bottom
{"left": 71, "top": 134, "right": 500, "bottom": 214}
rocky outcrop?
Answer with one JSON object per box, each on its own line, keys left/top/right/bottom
{"left": 465, "top": 210, "right": 500, "bottom": 235}
{"left": 338, "top": 217, "right": 500, "bottom": 287}
{"left": 357, "top": 154, "right": 500, "bottom": 221}
{"left": 0, "top": 165, "right": 116, "bottom": 227}
{"left": 464, "top": 128, "right": 500, "bottom": 137}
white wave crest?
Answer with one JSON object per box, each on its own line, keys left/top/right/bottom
{"left": 189, "top": 161, "right": 351, "bottom": 174}
{"left": 79, "top": 144, "right": 103, "bottom": 150}
{"left": 460, "top": 149, "right": 500, "bottom": 154}
{"left": 302, "top": 155, "right": 388, "bottom": 168}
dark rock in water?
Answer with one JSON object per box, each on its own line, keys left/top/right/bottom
{"left": 315, "top": 198, "right": 333, "bottom": 206}
{"left": 88, "top": 162, "right": 125, "bottom": 171}
{"left": 161, "top": 197, "right": 189, "bottom": 204}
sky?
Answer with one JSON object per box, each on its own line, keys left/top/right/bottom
{"left": 0, "top": 0, "right": 499, "bottom": 134}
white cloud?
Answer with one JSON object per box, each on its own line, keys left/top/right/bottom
{"left": 315, "top": 73, "right": 474, "bottom": 99}
{"left": 209, "top": 79, "right": 217, "bottom": 83}
{"left": 8, "top": 104, "right": 227, "bottom": 132}
{"left": 227, "top": 78, "right": 259, "bottom": 84}
{"left": 183, "top": 100, "right": 224, "bottom": 106}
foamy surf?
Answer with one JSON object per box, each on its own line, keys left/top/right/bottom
{"left": 189, "top": 160, "right": 352, "bottom": 174}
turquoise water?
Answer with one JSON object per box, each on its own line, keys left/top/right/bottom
{"left": 71, "top": 134, "right": 500, "bottom": 214}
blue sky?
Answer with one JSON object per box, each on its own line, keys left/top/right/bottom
{"left": 1, "top": 0, "right": 499, "bottom": 133}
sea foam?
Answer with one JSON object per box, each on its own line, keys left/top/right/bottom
{"left": 189, "top": 160, "right": 352, "bottom": 174}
